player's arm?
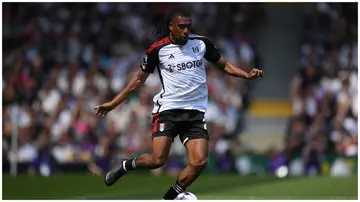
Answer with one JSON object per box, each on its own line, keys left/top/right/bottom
{"left": 214, "top": 57, "right": 248, "bottom": 79}
{"left": 94, "top": 49, "right": 158, "bottom": 117}
{"left": 202, "top": 37, "right": 263, "bottom": 79}
{"left": 109, "top": 70, "right": 150, "bottom": 107}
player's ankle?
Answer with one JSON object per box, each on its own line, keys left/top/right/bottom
{"left": 123, "top": 157, "right": 138, "bottom": 171}
{"left": 162, "top": 180, "right": 186, "bottom": 200}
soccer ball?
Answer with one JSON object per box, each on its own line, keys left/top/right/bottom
{"left": 175, "top": 192, "right": 198, "bottom": 200}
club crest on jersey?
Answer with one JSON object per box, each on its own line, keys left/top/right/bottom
{"left": 159, "top": 123, "right": 165, "bottom": 132}
{"left": 192, "top": 46, "right": 199, "bottom": 53}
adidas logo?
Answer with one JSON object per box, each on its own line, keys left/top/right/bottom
{"left": 168, "top": 54, "right": 175, "bottom": 59}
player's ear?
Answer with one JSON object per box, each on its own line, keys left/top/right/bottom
{"left": 169, "top": 22, "right": 173, "bottom": 32}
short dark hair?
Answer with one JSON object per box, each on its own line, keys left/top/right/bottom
{"left": 168, "top": 8, "right": 191, "bottom": 21}
{"left": 152, "top": 7, "right": 195, "bottom": 39}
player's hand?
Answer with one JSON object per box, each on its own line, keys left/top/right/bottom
{"left": 94, "top": 102, "right": 115, "bottom": 118}
{"left": 248, "top": 68, "right": 264, "bottom": 79}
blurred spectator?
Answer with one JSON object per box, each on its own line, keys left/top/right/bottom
{"left": 287, "top": 2, "right": 358, "bottom": 175}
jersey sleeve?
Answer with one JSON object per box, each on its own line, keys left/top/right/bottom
{"left": 140, "top": 47, "right": 159, "bottom": 73}
{"left": 202, "top": 37, "right": 221, "bottom": 63}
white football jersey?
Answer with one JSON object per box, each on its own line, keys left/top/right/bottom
{"left": 141, "top": 34, "right": 221, "bottom": 114}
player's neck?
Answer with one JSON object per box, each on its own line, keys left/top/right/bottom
{"left": 168, "top": 34, "right": 186, "bottom": 45}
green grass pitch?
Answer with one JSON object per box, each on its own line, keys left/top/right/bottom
{"left": 2, "top": 173, "right": 357, "bottom": 200}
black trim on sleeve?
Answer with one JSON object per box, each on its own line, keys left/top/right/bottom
{"left": 140, "top": 50, "right": 159, "bottom": 73}
{"left": 140, "top": 37, "right": 171, "bottom": 73}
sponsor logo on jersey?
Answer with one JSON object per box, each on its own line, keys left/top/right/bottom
{"left": 167, "top": 59, "right": 204, "bottom": 72}
{"left": 168, "top": 54, "right": 175, "bottom": 59}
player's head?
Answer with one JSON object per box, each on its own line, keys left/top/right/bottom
{"left": 168, "top": 8, "right": 192, "bottom": 44}
{"left": 153, "top": 8, "right": 194, "bottom": 44}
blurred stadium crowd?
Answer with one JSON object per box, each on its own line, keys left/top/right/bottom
{"left": 284, "top": 3, "right": 357, "bottom": 175}
{"left": 2, "top": 3, "right": 265, "bottom": 176}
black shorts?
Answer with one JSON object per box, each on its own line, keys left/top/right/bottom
{"left": 152, "top": 109, "right": 209, "bottom": 145}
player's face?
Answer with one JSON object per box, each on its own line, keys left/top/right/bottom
{"left": 169, "top": 16, "right": 192, "bottom": 44}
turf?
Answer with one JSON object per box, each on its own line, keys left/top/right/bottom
{"left": 2, "top": 173, "right": 357, "bottom": 200}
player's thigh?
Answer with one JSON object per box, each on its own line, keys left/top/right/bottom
{"left": 179, "top": 121, "right": 209, "bottom": 164}
{"left": 151, "top": 136, "right": 173, "bottom": 161}
{"left": 151, "top": 112, "right": 180, "bottom": 160}
{"left": 184, "top": 138, "right": 209, "bottom": 167}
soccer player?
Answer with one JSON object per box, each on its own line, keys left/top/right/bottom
{"left": 94, "top": 8, "right": 264, "bottom": 200}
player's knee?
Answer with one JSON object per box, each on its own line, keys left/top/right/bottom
{"left": 151, "top": 156, "right": 166, "bottom": 169}
{"left": 189, "top": 158, "right": 207, "bottom": 171}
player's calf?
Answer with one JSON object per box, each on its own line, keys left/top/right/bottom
{"left": 178, "top": 157, "right": 208, "bottom": 187}
{"left": 104, "top": 136, "right": 172, "bottom": 186}
{"left": 162, "top": 158, "right": 207, "bottom": 200}
{"left": 104, "top": 153, "right": 167, "bottom": 186}
{"left": 163, "top": 138, "right": 208, "bottom": 199}
{"left": 121, "top": 153, "right": 167, "bottom": 172}
{"left": 133, "top": 153, "right": 167, "bottom": 169}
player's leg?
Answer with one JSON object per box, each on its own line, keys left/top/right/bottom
{"left": 177, "top": 138, "right": 208, "bottom": 187}
{"left": 105, "top": 112, "right": 178, "bottom": 186}
{"left": 128, "top": 136, "right": 173, "bottom": 169}
{"left": 162, "top": 111, "right": 209, "bottom": 199}
{"left": 105, "top": 135, "right": 173, "bottom": 186}
{"left": 162, "top": 138, "right": 208, "bottom": 199}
